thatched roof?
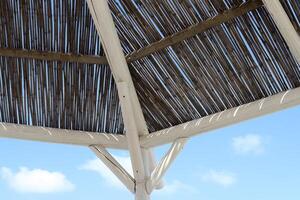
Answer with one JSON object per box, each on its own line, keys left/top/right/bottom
{"left": 0, "top": 0, "right": 299, "bottom": 134}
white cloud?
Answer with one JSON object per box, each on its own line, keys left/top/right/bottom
{"left": 80, "top": 155, "right": 132, "bottom": 189}
{"left": 154, "top": 180, "right": 195, "bottom": 196}
{"left": 202, "top": 170, "right": 236, "bottom": 187}
{"left": 232, "top": 134, "right": 264, "bottom": 155}
{"left": 0, "top": 167, "right": 74, "bottom": 193}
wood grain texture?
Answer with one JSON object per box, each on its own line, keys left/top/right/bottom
{"left": 0, "top": 48, "right": 108, "bottom": 64}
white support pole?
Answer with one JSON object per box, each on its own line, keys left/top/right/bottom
{"left": 0, "top": 123, "right": 127, "bottom": 149}
{"left": 146, "top": 138, "right": 187, "bottom": 193}
{"left": 90, "top": 145, "right": 135, "bottom": 193}
{"left": 118, "top": 82, "right": 149, "bottom": 199}
{"left": 141, "top": 87, "right": 300, "bottom": 148}
{"left": 262, "top": 0, "right": 300, "bottom": 63}
{"left": 86, "top": 1, "right": 155, "bottom": 199}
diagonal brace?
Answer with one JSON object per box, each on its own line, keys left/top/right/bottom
{"left": 90, "top": 145, "right": 135, "bottom": 193}
{"left": 262, "top": 0, "right": 300, "bottom": 63}
{"left": 146, "top": 138, "right": 188, "bottom": 193}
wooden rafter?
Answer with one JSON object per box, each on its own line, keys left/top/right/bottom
{"left": 0, "top": 1, "right": 263, "bottom": 65}
{"left": 0, "top": 122, "right": 127, "bottom": 149}
{"left": 262, "top": 0, "right": 300, "bottom": 63}
{"left": 125, "top": 0, "right": 263, "bottom": 62}
{"left": 140, "top": 87, "right": 300, "bottom": 148}
{"left": 0, "top": 48, "right": 108, "bottom": 64}
{"left": 1, "top": 86, "right": 300, "bottom": 150}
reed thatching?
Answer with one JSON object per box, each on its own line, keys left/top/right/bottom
{"left": 0, "top": 0, "right": 299, "bottom": 134}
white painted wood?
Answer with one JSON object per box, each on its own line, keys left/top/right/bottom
{"left": 141, "top": 87, "right": 300, "bottom": 148}
{"left": 0, "top": 123, "right": 127, "bottom": 149}
{"left": 3, "top": 86, "right": 299, "bottom": 151}
{"left": 86, "top": 0, "right": 148, "bottom": 135}
{"left": 117, "top": 82, "right": 147, "bottom": 179}
{"left": 263, "top": 0, "right": 300, "bottom": 63}
{"left": 120, "top": 90, "right": 151, "bottom": 192}
{"left": 86, "top": 1, "right": 152, "bottom": 198}
{"left": 117, "top": 83, "right": 150, "bottom": 200}
{"left": 90, "top": 145, "right": 135, "bottom": 193}
{"left": 146, "top": 150, "right": 164, "bottom": 189}
{"left": 146, "top": 138, "right": 187, "bottom": 193}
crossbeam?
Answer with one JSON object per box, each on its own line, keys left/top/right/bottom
{"left": 126, "top": 0, "right": 263, "bottom": 62}
{"left": 140, "top": 87, "right": 300, "bottom": 148}
{"left": 0, "top": 123, "right": 127, "bottom": 149}
{"left": 262, "top": 0, "right": 300, "bottom": 63}
{"left": 0, "top": 48, "right": 108, "bottom": 64}
{"left": 0, "top": 1, "right": 262, "bottom": 65}
{"left": 1, "top": 87, "right": 300, "bottom": 150}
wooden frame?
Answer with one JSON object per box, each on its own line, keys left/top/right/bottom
{"left": 1, "top": 0, "right": 300, "bottom": 200}
{"left": 0, "top": 122, "right": 127, "bottom": 149}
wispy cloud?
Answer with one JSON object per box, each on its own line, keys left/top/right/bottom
{"left": 0, "top": 167, "right": 74, "bottom": 193}
{"left": 79, "top": 156, "right": 132, "bottom": 190}
{"left": 202, "top": 170, "right": 236, "bottom": 187}
{"left": 232, "top": 134, "right": 264, "bottom": 155}
{"left": 154, "top": 180, "right": 196, "bottom": 195}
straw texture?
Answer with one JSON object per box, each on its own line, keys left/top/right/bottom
{"left": 0, "top": 0, "right": 299, "bottom": 133}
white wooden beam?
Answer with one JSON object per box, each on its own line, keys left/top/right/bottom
{"left": 146, "top": 138, "right": 187, "bottom": 193}
{"left": 0, "top": 123, "right": 127, "bottom": 149}
{"left": 141, "top": 87, "right": 300, "bottom": 148}
{"left": 262, "top": 0, "right": 300, "bottom": 63}
{"left": 86, "top": 1, "right": 154, "bottom": 199}
{"left": 90, "top": 145, "right": 135, "bottom": 193}
{"left": 117, "top": 82, "right": 149, "bottom": 199}
{"left": 85, "top": 0, "right": 148, "bottom": 135}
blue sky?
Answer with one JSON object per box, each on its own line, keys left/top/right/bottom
{"left": 1, "top": 105, "right": 300, "bottom": 200}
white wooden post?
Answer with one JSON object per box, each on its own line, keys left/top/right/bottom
{"left": 86, "top": 0, "right": 155, "bottom": 199}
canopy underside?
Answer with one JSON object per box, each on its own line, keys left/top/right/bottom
{"left": 0, "top": 0, "right": 299, "bottom": 134}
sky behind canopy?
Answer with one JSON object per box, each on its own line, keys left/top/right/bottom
{"left": 1, "top": 105, "right": 300, "bottom": 200}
